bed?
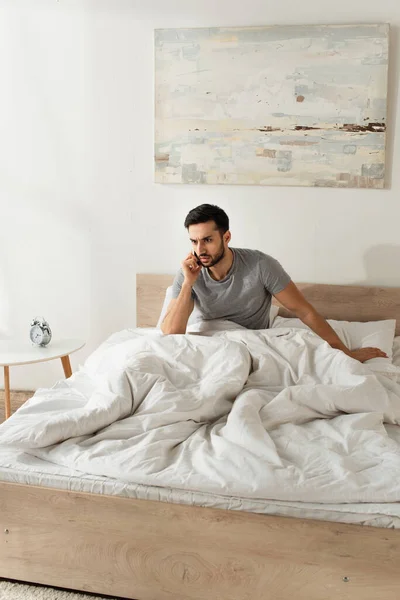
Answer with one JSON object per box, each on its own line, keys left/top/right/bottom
{"left": 1, "top": 275, "right": 400, "bottom": 600}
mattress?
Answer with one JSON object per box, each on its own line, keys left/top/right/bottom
{"left": 1, "top": 333, "right": 400, "bottom": 528}
{"left": 1, "top": 424, "right": 400, "bottom": 529}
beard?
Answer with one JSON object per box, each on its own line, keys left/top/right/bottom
{"left": 199, "top": 241, "right": 226, "bottom": 268}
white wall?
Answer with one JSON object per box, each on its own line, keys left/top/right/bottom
{"left": 1, "top": 0, "right": 399, "bottom": 390}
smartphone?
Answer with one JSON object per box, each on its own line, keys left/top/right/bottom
{"left": 193, "top": 251, "right": 202, "bottom": 266}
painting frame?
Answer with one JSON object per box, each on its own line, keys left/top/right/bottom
{"left": 154, "top": 23, "right": 389, "bottom": 188}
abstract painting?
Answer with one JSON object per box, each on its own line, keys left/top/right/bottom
{"left": 155, "top": 24, "right": 389, "bottom": 188}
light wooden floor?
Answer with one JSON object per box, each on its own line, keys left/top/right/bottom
{"left": 0, "top": 390, "right": 33, "bottom": 424}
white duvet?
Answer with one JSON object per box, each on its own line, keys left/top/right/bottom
{"left": 2, "top": 326, "right": 400, "bottom": 504}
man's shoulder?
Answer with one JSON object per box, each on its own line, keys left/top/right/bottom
{"left": 233, "top": 247, "right": 277, "bottom": 263}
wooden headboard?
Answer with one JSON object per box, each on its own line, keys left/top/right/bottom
{"left": 136, "top": 274, "right": 400, "bottom": 335}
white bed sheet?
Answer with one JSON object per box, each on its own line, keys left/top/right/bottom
{"left": 2, "top": 327, "right": 400, "bottom": 528}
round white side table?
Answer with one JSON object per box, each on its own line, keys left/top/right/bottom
{"left": 0, "top": 339, "right": 85, "bottom": 420}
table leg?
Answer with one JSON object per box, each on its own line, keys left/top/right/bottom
{"left": 4, "top": 366, "right": 10, "bottom": 420}
{"left": 61, "top": 355, "right": 72, "bottom": 378}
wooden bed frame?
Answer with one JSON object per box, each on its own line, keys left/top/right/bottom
{"left": 2, "top": 275, "right": 400, "bottom": 600}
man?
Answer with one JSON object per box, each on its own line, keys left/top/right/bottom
{"left": 161, "top": 204, "right": 387, "bottom": 363}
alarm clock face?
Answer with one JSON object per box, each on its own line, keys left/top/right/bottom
{"left": 30, "top": 325, "right": 44, "bottom": 345}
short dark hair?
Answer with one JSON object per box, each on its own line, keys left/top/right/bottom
{"left": 184, "top": 204, "right": 229, "bottom": 233}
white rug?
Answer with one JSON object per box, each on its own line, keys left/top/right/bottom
{"left": 0, "top": 580, "right": 123, "bottom": 600}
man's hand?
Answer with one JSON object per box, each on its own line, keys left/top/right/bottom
{"left": 347, "top": 347, "right": 388, "bottom": 363}
{"left": 182, "top": 252, "right": 202, "bottom": 286}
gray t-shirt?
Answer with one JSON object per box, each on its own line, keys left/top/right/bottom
{"left": 171, "top": 248, "right": 291, "bottom": 330}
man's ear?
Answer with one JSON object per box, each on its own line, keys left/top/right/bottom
{"left": 224, "top": 230, "right": 231, "bottom": 244}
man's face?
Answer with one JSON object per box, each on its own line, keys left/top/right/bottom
{"left": 188, "top": 221, "right": 229, "bottom": 268}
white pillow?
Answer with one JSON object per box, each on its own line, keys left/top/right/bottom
{"left": 156, "top": 286, "right": 202, "bottom": 329}
{"left": 272, "top": 316, "right": 396, "bottom": 360}
{"left": 393, "top": 336, "right": 400, "bottom": 368}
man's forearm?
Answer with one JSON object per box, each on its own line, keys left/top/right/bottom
{"left": 299, "top": 309, "right": 351, "bottom": 355}
{"left": 161, "top": 282, "right": 194, "bottom": 334}
{"left": 274, "top": 282, "right": 386, "bottom": 363}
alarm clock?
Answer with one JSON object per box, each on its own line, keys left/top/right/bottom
{"left": 30, "top": 316, "right": 52, "bottom": 347}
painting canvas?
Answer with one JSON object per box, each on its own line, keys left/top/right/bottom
{"left": 155, "top": 24, "right": 389, "bottom": 188}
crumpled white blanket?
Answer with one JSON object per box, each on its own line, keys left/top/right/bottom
{"left": 1, "top": 326, "right": 400, "bottom": 504}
